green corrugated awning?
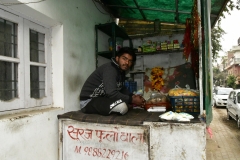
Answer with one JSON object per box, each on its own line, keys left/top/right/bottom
{"left": 100, "top": 0, "right": 228, "bottom": 38}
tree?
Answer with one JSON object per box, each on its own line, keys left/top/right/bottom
{"left": 211, "top": 23, "right": 225, "bottom": 61}
{"left": 226, "top": 75, "right": 236, "bottom": 88}
{"left": 213, "top": 67, "right": 227, "bottom": 86}
{"left": 211, "top": 0, "right": 239, "bottom": 61}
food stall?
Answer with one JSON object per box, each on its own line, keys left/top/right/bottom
{"left": 57, "top": 0, "right": 225, "bottom": 159}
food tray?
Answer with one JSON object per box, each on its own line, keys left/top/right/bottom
{"left": 144, "top": 102, "right": 171, "bottom": 110}
{"left": 147, "top": 107, "right": 166, "bottom": 112}
{"left": 169, "top": 96, "right": 200, "bottom": 115}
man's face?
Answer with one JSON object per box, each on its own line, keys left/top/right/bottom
{"left": 116, "top": 53, "right": 133, "bottom": 71}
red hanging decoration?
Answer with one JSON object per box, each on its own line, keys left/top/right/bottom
{"left": 191, "top": 0, "right": 201, "bottom": 78}
{"left": 183, "top": 0, "right": 201, "bottom": 78}
{"left": 192, "top": 0, "right": 201, "bottom": 49}
{"left": 183, "top": 18, "right": 192, "bottom": 61}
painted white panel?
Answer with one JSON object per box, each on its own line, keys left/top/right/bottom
{"left": 144, "top": 122, "right": 206, "bottom": 160}
{"left": 0, "top": 108, "right": 63, "bottom": 160}
{"left": 143, "top": 53, "right": 170, "bottom": 68}
{"left": 61, "top": 120, "right": 149, "bottom": 160}
{"left": 97, "top": 30, "right": 111, "bottom": 52}
{"left": 234, "top": 52, "right": 240, "bottom": 58}
{"left": 52, "top": 25, "right": 64, "bottom": 107}
{"left": 130, "top": 35, "right": 188, "bottom": 70}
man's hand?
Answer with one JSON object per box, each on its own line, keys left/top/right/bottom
{"left": 132, "top": 95, "right": 146, "bottom": 108}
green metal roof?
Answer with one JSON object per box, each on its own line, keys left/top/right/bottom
{"left": 101, "top": 0, "right": 228, "bottom": 26}
{"left": 100, "top": 0, "right": 228, "bottom": 38}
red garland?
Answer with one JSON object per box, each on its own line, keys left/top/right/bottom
{"left": 192, "top": 0, "right": 201, "bottom": 49}
{"left": 191, "top": 0, "right": 201, "bottom": 78}
{"left": 183, "top": 18, "right": 192, "bottom": 61}
{"left": 191, "top": 49, "right": 199, "bottom": 78}
{"left": 183, "top": 0, "right": 200, "bottom": 78}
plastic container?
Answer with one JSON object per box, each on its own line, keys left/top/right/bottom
{"left": 169, "top": 96, "right": 200, "bottom": 114}
{"left": 144, "top": 91, "right": 171, "bottom": 111}
{"left": 125, "top": 81, "right": 137, "bottom": 93}
{"left": 108, "top": 37, "right": 123, "bottom": 51}
{"left": 145, "top": 102, "right": 171, "bottom": 110}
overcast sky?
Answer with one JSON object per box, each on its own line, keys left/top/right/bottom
{"left": 219, "top": 1, "right": 240, "bottom": 57}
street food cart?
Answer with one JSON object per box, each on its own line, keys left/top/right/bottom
{"left": 57, "top": 0, "right": 227, "bottom": 159}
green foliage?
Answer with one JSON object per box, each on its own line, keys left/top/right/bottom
{"left": 211, "top": 0, "right": 240, "bottom": 62}
{"left": 213, "top": 67, "right": 227, "bottom": 86}
{"left": 213, "top": 67, "right": 220, "bottom": 74}
{"left": 211, "top": 23, "right": 225, "bottom": 61}
{"left": 235, "top": 84, "right": 240, "bottom": 89}
{"left": 227, "top": 75, "right": 236, "bottom": 88}
{"left": 237, "top": 0, "right": 240, "bottom": 9}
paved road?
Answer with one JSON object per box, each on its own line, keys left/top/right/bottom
{"left": 206, "top": 106, "right": 240, "bottom": 160}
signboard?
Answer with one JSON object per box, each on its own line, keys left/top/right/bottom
{"left": 61, "top": 120, "right": 149, "bottom": 160}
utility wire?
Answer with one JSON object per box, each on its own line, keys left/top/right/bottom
{"left": 0, "top": 0, "right": 46, "bottom": 6}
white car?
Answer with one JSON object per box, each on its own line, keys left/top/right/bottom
{"left": 213, "top": 87, "right": 233, "bottom": 108}
{"left": 227, "top": 89, "right": 240, "bottom": 128}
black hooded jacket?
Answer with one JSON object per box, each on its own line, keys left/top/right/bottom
{"left": 80, "top": 58, "right": 132, "bottom": 104}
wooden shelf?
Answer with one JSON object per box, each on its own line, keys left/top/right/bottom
{"left": 96, "top": 22, "right": 130, "bottom": 40}
{"left": 95, "top": 22, "right": 132, "bottom": 63}
{"left": 135, "top": 48, "right": 183, "bottom": 56}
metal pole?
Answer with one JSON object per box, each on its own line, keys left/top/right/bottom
{"left": 202, "top": 0, "right": 213, "bottom": 126}
{"left": 197, "top": 0, "right": 203, "bottom": 115}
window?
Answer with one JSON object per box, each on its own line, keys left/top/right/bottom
{"left": 0, "top": 18, "right": 18, "bottom": 101}
{"left": 228, "top": 91, "right": 234, "bottom": 100}
{"left": 30, "top": 30, "right": 46, "bottom": 98}
{"left": 237, "top": 92, "right": 240, "bottom": 103}
{"left": 0, "top": 9, "right": 52, "bottom": 111}
{"left": 217, "top": 89, "right": 233, "bottom": 95}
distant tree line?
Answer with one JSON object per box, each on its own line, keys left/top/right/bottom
{"left": 213, "top": 67, "right": 240, "bottom": 89}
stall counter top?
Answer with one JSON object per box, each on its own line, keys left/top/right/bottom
{"left": 57, "top": 109, "right": 200, "bottom": 126}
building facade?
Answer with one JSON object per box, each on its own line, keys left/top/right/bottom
{"left": 224, "top": 45, "right": 240, "bottom": 84}
{"left": 0, "top": 1, "right": 110, "bottom": 160}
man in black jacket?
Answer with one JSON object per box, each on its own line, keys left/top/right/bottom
{"left": 80, "top": 47, "right": 145, "bottom": 116}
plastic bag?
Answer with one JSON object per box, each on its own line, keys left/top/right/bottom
{"left": 168, "top": 85, "right": 199, "bottom": 96}
{"left": 159, "top": 111, "right": 194, "bottom": 121}
{"left": 145, "top": 90, "right": 167, "bottom": 104}
{"left": 145, "top": 90, "right": 170, "bottom": 110}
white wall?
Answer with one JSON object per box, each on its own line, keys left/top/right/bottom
{"left": 125, "top": 34, "right": 186, "bottom": 70}
{"left": 145, "top": 122, "right": 206, "bottom": 160}
{"left": 0, "top": 0, "right": 110, "bottom": 160}
{"left": 126, "top": 34, "right": 187, "bottom": 92}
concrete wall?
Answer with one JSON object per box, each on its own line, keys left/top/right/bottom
{"left": 0, "top": 0, "right": 110, "bottom": 160}
{"left": 144, "top": 122, "right": 206, "bottom": 160}
{"left": 58, "top": 120, "right": 206, "bottom": 160}
{"left": 60, "top": 120, "right": 150, "bottom": 160}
